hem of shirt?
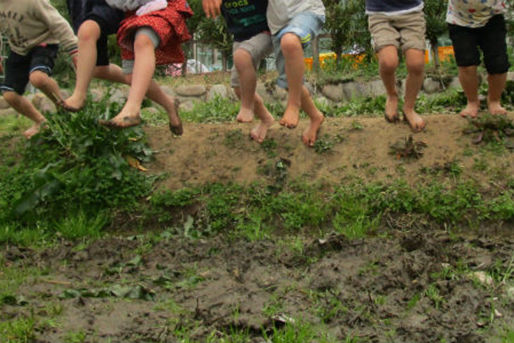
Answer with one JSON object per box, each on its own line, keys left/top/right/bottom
{"left": 365, "top": 3, "right": 424, "bottom": 16}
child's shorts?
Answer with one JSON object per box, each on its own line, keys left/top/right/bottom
{"left": 82, "top": 0, "right": 124, "bottom": 66}
{"left": 272, "top": 12, "right": 325, "bottom": 89}
{"left": 448, "top": 15, "right": 510, "bottom": 74}
{"left": 368, "top": 10, "right": 426, "bottom": 52}
{"left": 121, "top": 27, "right": 161, "bottom": 74}
{"left": 231, "top": 32, "right": 273, "bottom": 88}
{"left": 0, "top": 44, "right": 58, "bottom": 95}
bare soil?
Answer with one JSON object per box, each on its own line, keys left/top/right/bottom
{"left": 146, "top": 113, "right": 514, "bottom": 190}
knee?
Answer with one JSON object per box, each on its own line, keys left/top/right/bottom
{"left": 3, "top": 91, "right": 19, "bottom": 105}
{"left": 280, "top": 33, "right": 301, "bottom": 56}
{"left": 379, "top": 58, "right": 398, "bottom": 73}
{"left": 77, "top": 20, "right": 101, "bottom": 42}
{"left": 406, "top": 60, "right": 424, "bottom": 75}
{"left": 133, "top": 34, "right": 154, "bottom": 52}
{"left": 459, "top": 65, "right": 477, "bottom": 75}
{"left": 485, "top": 55, "right": 510, "bottom": 75}
{"left": 29, "top": 71, "right": 50, "bottom": 89}
{"left": 233, "top": 49, "right": 253, "bottom": 71}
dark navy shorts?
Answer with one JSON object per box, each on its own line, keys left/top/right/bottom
{"left": 67, "top": 0, "right": 124, "bottom": 66}
{"left": 0, "top": 44, "right": 59, "bottom": 95}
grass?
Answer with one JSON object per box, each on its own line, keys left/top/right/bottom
{"left": 0, "top": 316, "right": 36, "bottom": 343}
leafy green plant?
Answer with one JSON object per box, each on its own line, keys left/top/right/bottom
{"left": 0, "top": 97, "right": 154, "bottom": 227}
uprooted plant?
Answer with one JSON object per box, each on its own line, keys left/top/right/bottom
{"left": 463, "top": 114, "right": 514, "bottom": 148}
{"left": 389, "top": 135, "right": 428, "bottom": 160}
{"left": 0, "top": 97, "right": 155, "bottom": 225}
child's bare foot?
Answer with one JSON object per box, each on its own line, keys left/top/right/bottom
{"left": 62, "top": 94, "right": 86, "bottom": 112}
{"left": 250, "top": 113, "right": 274, "bottom": 143}
{"left": 23, "top": 122, "right": 45, "bottom": 139}
{"left": 100, "top": 107, "right": 141, "bottom": 128}
{"left": 168, "top": 99, "right": 183, "bottom": 135}
{"left": 236, "top": 108, "right": 254, "bottom": 123}
{"left": 385, "top": 94, "right": 399, "bottom": 122}
{"left": 402, "top": 109, "right": 426, "bottom": 133}
{"left": 302, "top": 111, "right": 324, "bottom": 147}
{"left": 488, "top": 101, "right": 507, "bottom": 115}
{"left": 279, "top": 106, "right": 300, "bottom": 129}
{"left": 459, "top": 102, "right": 480, "bottom": 118}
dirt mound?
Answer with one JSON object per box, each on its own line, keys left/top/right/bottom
{"left": 146, "top": 113, "right": 514, "bottom": 190}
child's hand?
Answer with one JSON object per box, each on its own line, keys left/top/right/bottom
{"left": 202, "top": 0, "right": 221, "bottom": 18}
{"left": 136, "top": 0, "right": 167, "bottom": 16}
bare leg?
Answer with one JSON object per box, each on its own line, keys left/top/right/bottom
{"left": 377, "top": 45, "right": 400, "bottom": 121}
{"left": 93, "top": 64, "right": 128, "bottom": 84}
{"left": 402, "top": 48, "right": 425, "bottom": 131}
{"left": 117, "top": 73, "right": 182, "bottom": 132}
{"left": 29, "top": 70, "right": 64, "bottom": 105}
{"left": 146, "top": 77, "right": 182, "bottom": 134}
{"left": 487, "top": 73, "right": 507, "bottom": 115}
{"left": 108, "top": 34, "right": 155, "bottom": 127}
{"left": 233, "top": 49, "right": 256, "bottom": 123}
{"left": 3, "top": 91, "right": 46, "bottom": 139}
{"left": 64, "top": 20, "right": 103, "bottom": 110}
{"left": 300, "top": 86, "right": 324, "bottom": 147}
{"left": 457, "top": 65, "right": 480, "bottom": 118}
{"left": 280, "top": 33, "right": 304, "bottom": 128}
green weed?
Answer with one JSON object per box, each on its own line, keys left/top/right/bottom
{"left": 55, "top": 211, "right": 108, "bottom": 240}
{"left": 263, "top": 321, "right": 337, "bottom": 343}
{"left": 180, "top": 96, "right": 239, "bottom": 123}
{"left": 64, "top": 330, "right": 87, "bottom": 343}
{"left": 424, "top": 284, "right": 444, "bottom": 309}
{"left": 0, "top": 316, "right": 36, "bottom": 343}
{"left": 261, "top": 138, "right": 278, "bottom": 158}
{"left": 223, "top": 129, "right": 245, "bottom": 149}
{"left": 313, "top": 134, "right": 336, "bottom": 154}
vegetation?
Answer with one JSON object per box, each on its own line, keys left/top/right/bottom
{"left": 0, "top": 98, "right": 154, "bottom": 238}
{"left": 424, "top": 0, "right": 449, "bottom": 68}
{"left": 1, "top": 3, "right": 513, "bottom": 342}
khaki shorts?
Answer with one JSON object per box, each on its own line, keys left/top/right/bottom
{"left": 368, "top": 10, "right": 426, "bottom": 52}
{"left": 230, "top": 32, "right": 272, "bottom": 88}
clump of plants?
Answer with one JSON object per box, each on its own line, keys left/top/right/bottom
{"left": 463, "top": 114, "right": 514, "bottom": 148}
{"left": 0, "top": 97, "right": 154, "bottom": 225}
{"left": 389, "top": 135, "right": 428, "bottom": 160}
{"left": 313, "top": 133, "right": 344, "bottom": 154}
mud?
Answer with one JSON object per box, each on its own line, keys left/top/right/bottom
{"left": 1, "top": 225, "right": 513, "bottom": 342}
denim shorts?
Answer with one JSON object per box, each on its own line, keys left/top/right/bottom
{"left": 272, "top": 12, "right": 325, "bottom": 89}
